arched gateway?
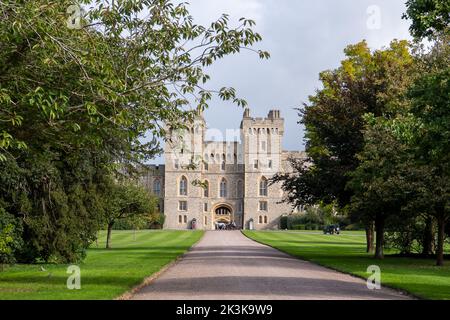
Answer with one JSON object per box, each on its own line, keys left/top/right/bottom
{"left": 213, "top": 204, "right": 234, "bottom": 227}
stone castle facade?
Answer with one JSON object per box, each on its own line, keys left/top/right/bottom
{"left": 141, "top": 108, "right": 305, "bottom": 230}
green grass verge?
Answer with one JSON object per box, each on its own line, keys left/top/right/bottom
{"left": 243, "top": 230, "right": 450, "bottom": 300}
{"left": 0, "top": 230, "right": 204, "bottom": 300}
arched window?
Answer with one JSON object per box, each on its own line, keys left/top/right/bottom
{"left": 237, "top": 180, "right": 243, "bottom": 198}
{"left": 153, "top": 179, "right": 161, "bottom": 195}
{"left": 258, "top": 215, "right": 263, "bottom": 224}
{"left": 179, "top": 176, "right": 188, "bottom": 196}
{"left": 259, "top": 177, "right": 268, "bottom": 196}
{"left": 220, "top": 178, "right": 227, "bottom": 198}
{"left": 264, "top": 216, "right": 268, "bottom": 224}
{"left": 204, "top": 181, "right": 209, "bottom": 198}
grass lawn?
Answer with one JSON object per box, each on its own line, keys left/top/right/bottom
{"left": 0, "top": 230, "right": 204, "bottom": 300}
{"left": 243, "top": 230, "right": 450, "bottom": 300}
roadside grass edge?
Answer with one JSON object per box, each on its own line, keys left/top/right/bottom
{"left": 241, "top": 230, "right": 421, "bottom": 300}
{"left": 115, "top": 231, "right": 206, "bottom": 300}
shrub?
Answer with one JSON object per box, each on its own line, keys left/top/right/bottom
{"left": 279, "top": 216, "right": 288, "bottom": 229}
{"left": 149, "top": 213, "right": 165, "bottom": 230}
{"left": 0, "top": 208, "right": 23, "bottom": 268}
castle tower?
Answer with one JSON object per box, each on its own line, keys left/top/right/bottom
{"left": 163, "top": 111, "right": 206, "bottom": 229}
{"left": 240, "top": 109, "right": 285, "bottom": 229}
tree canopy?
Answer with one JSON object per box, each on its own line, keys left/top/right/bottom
{"left": 403, "top": 0, "right": 450, "bottom": 39}
{"left": 0, "top": 0, "right": 268, "bottom": 262}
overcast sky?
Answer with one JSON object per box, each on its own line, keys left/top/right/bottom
{"left": 152, "top": 0, "right": 412, "bottom": 163}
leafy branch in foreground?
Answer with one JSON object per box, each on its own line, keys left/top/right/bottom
{"left": 0, "top": 0, "right": 269, "bottom": 262}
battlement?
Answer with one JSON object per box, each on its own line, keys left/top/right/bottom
{"left": 241, "top": 108, "right": 284, "bottom": 130}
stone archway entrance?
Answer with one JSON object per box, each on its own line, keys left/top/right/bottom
{"left": 213, "top": 204, "right": 234, "bottom": 229}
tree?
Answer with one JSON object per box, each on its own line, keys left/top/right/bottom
{"left": 272, "top": 40, "right": 415, "bottom": 253}
{"left": 403, "top": 0, "right": 450, "bottom": 39}
{"left": 408, "top": 33, "right": 450, "bottom": 265}
{"left": 348, "top": 115, "right": 422, "bottom": 259}
{"left": 103, "top": 181, "right": 157, "bottom": 249}
{"left": 0, "top": 0, "right": 268, "bottom": 262}
{"left": 0, "top": 208, "right": 23, "bottom": 270}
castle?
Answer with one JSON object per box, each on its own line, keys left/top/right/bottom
{"left": 141, "top": 108, "right": 306, "bottom": 230}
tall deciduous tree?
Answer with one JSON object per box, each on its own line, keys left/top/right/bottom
{"left": 348, "top": 115, "right": 422, "bottom": 259}
{"left": 403, "top": 0, "right": 450, "bottom": 39}
{"left": 408, "top": 33, "right": 450, "bottom": 265}
{"left": 272, "top": 40, "right": 415, "bottom": 253}
{"left": 0, "top": 0, "right": 268, "bottom": 262}
{"left": 102, "top": 181, "right": 157, "bottom": 249}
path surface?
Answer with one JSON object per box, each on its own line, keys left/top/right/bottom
{"left": 131, "top": 231, "right": 411, "bottom": 300}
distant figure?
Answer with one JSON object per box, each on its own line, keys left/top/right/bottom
{"left": 216, "top": 222, "right": 226, "bottom": 230}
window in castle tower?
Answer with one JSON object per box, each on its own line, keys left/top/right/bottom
{"left": 237, "top": 180, "right": 243, "bottom": 198}
{"left": 254, "top": 160, "right": 259, "bottom": 169}
{"left": 220, "top": 178, "right": 227, "bottom": 198}
{"left": 204, "top": 203, "right": 208, "bottom": 212}
{"left": 178, "top": 215, "right": 182, "bottom": 224}
{"left": 174, "top": 159, "right": 179, "bottom": 169}
{"left": 258, "top": 215, "right": 263, "bottom": 224}
{"left": 264, "top": 216, "right": 268, "bottom": 224}
{"left": 204, "top": 181, "right": 209, "bottom": 197}
{"left": 153, "top": 179, "right": 161, "bottom": 195}
{"left": 204, "top": 216, "right": 207, "bottom": 225}
{"left": 179, "top": 201, "right": 188, "bottom": 211}
{"left": 237, "top": 201, "right": 243, "bottom": 213}
{"left": 268, "top": 160, "right": 273, "bottom": 169}
{"left": 221, "top": 161, "right": 225, "bottom": 171}
{"left": 259, "top": 178, "right": 268, "bottom": 196}
{"left": 179, "top": 176, "right": 188, "bottom": 196}
{"left": 259, "top": 201, "right": 268, "bottom": 211}
{"left": 184, "top": 215, "right": 187, "bottom": 223}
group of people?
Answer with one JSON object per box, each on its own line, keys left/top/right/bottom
{"left": 215, "top": 221, "right": 237, "bottom": 230}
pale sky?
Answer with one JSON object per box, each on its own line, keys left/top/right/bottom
{"left": 152, "top": 0, "right": 412, "bottom": 163}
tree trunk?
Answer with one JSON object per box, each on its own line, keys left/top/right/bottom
{"left": 106, "top": 222, "right": 114, "bottom": 249}
{"left": 422, "top": 217, "right": 434, "bottom": 256}
{"left": 436, "top": 217, "right": 446, "bottom": 266}
{"left": 374, "top": 215, "right": 385, "bottom": 259}
{"left": 365, "top": 222, "right": 374, "bottom": 253}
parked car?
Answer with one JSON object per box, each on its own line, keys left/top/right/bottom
{"left": 323, "top": 224, "right": 340, "bottom": 235}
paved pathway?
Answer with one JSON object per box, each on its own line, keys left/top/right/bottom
{"left": 131, "top": 231, "right": 411, "bottom": 300}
